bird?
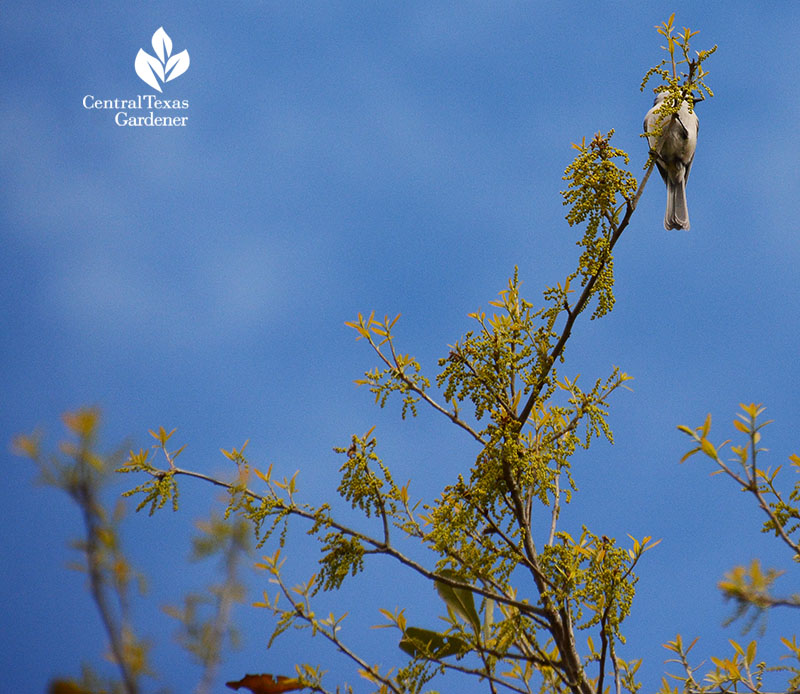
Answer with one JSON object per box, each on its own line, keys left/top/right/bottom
{"left": 643, "top": 91, "right": 699, "bottom": 230}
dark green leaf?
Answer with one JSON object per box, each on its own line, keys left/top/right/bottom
{"left": 399, "top": 626, "right": 469, "bottom": 659}
{"left": 434, "top": 569, "right": 481, "bottom": 632}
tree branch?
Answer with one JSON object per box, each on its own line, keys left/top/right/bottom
{"left": 517, "top": 161, "right": 655, "bottom": 430}
{"left": 166, "top": 465, "right": 550, "bottom": 620}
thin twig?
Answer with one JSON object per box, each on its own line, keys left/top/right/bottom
{"left": 272, "top": 571, "right": 403, "bottom": 694}
{"left": 713, "top": 458, "right": 799, "bottom": 558}
{"left": 424, "top": 654, "right": 531, "bottom": 694}
{"left": 548, "top": 472, "right": 561, "bottom": 547}
{"left": 75, "top": 476, "right": 139, "bottom": 694}
{"left": 373, "top": 335, "right": 486, "bottom": 444}
{"left": 196, "top": 531, "right": 242, "bottom": 694}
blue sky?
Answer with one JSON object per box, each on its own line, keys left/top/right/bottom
{"left": 3, "top": 2, "right": 800, "bottom": 692}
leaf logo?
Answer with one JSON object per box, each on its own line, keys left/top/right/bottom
{"left": 135, "top": 27, "right": 190, "bottom": 93}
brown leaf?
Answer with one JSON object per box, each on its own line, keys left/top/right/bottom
{"left": 49, "top": 681, "right": 92, "bottom": 694}
{"left": 225, "top": 673, "right": 305, "bottom": 693}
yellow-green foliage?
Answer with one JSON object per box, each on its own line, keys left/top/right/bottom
{"left": 562, "top": 131, "right": 637, "bottom": 319}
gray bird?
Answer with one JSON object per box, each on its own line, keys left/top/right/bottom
{"left": 644, "top": 92, "right": 699, "bottom": 230}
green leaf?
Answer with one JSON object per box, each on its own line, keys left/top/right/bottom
{"left": 700, "top": 413, "right": 712, "bottom": 438}
{"left": 733, "top": 419, "right": 749, "bottom": 434}
{"left": 483, "top": 598, "right": 494, "bottom": 642}
{"left": 399, "top": 626, "right": 469, "bottom": 659}
{"left": 745, "top": 640, "right": 756, "bottom": 667}
{"left": 434, "top": 570, "right": 481, "bottom": 632}
{"left": 679, "top": 447, "right": 700, "bottom": 463}
{"left": 700, "top": 438, "right": 717, "bottom": 458}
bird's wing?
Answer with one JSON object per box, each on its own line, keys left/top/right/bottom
{"left": 683, "top": 111, "right": 699, "bottom": 181}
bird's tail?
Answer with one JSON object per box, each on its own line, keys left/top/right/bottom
{"left": 665, "top": 179, "right": 690, "bottom": 231}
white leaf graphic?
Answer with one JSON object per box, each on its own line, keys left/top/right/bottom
{"left": 164, "top": 50, "right": 190, "bottom": 82}
{"left": 135, "top": 49, "right": 164, "bottom": 92}
{"left": 151, "top": 27, "right": 172, "bottom": 63}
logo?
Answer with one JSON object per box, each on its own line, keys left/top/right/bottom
{"left": 135, "top": 27, "right": 190, "bottom": 93}
{"left": 82, "top": 27, "right": 191, "bottom": 127}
